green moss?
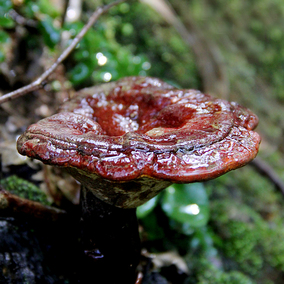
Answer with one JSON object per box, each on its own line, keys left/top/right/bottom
{"left": 222, "top": 221, "right": 263, "bottom": 275}
{"left": 209, "top": 199, "right": 284, "bottom": 281}
{"left": 210, "top": 201, "right": 263, "bottom": 275}
{"left": 260, "top": 226, "right": 284, "bottom": 270}
{"left": 0, "top": 175, "right": 51, "bottom": 206}
{"left": 193, "top": 258, "right": 254, "bottom": 284}
{"left": 198, "top": 271, "right": 254, "bottom": 284}
{"left": 208, "top": 167, "right": 284, "bottom": 223}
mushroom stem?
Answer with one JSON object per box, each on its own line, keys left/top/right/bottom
{"left": 80, "top": 186, "right": 141, "bottom": 284}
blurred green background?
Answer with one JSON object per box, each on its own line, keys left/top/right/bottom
{"left": 1, "top": 0, "right": 284, "bottom": 283}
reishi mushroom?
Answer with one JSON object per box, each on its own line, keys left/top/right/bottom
{"left": 17, "top": 76, "right": 260, "bottom": 283}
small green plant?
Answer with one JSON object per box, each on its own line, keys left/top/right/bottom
{"left": 138, "top": 183, "right": 209, "bottom": 229}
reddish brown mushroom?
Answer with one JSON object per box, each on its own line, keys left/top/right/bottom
{"left": 17, "top": 76, "right": 260, "bottom": 283}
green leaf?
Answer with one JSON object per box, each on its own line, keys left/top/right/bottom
{"left": 0, "top": 30, "right": 10, "bottom": 43}
{"left": 0, "top": 30, "right": 10, "bottom": 62}
{"left": 0, "top": 15, "right": 14, "bottom": 28}
{"left": 0, "top": 0, "right": 12, "bottom": 11}
{"left": 161, "top": 183, "right": 209, "bottom": 227}
{"left": 69, "top": 62, "right": 92, "bottom": 84}
{"left": 38, "top": 16, "right": 60, "bottom": 48}
{"left": 0, "top": 0, "right": 14, "bottom": 28}
{"left": 0, "top": 50, "right": 5, "bottom": 62}
{"left": 22, "top": 1, "right": 39, "bottom": 18}
{"left": 38, "top": 0, "right": 60, "bottom": 18}
{"left": 0, "top": 0, "right": 12, "bottom": 15}
{"left": 138, "top": 210, "right": 165, "bottom": 241}
{"left": 137, "top": 195, "right": 159, "bottom": 219}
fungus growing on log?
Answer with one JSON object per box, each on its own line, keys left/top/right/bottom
{"left": 17, "top": 76, "right": 260, "bottom": 283}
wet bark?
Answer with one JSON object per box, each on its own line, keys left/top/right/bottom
{"left": 0, "top": 216, "right": 81, "bottom": 283}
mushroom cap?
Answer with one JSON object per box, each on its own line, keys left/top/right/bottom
{"left": 17, "top": 76, "right": 260, "bottom": 208}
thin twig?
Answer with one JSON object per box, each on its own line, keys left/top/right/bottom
{"left": 0, "top": 0, "right": 126, "bottom": 105}
{"left": 9, "top": 9, "right": 37, "bottom": 27}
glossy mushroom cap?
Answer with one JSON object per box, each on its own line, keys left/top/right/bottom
{"left": 17, "top": 77, "right": 260, "bottom": 208}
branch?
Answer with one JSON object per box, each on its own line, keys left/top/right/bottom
{"left": 0, "top": 187, "right": 67, "bottom": 222}
{"left": 250, "top": 157, "right": 284, "bottom": 196}
{"left": 0, "top": 0, "right": 126, "bottom": 105}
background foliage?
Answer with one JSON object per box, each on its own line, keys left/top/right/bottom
{"left": 1, "top": 0, "right": 284, "bottom": 283}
